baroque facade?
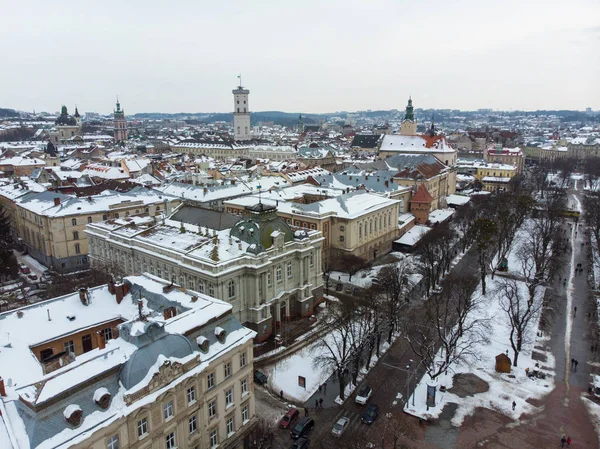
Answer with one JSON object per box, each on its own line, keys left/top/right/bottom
{"left": 87, "top": 203, "right": 324, "bottom": 342}
{"left": 0, "top": 274, "right": 257, "bottom": 449}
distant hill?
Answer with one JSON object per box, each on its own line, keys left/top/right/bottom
{"left": 0, "top": 108, "right": 19, "bottom": 118}
{"left": 131, "top": 110, "right": 326, "bottom": 127}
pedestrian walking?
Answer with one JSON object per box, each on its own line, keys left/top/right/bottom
{"left": 561, "top": 435, "right": 567, "bottom": 448}
{"left": 319, "top": 398, "right": 323, "bottom": 409}
{"left": 567, "top": 436, "right": 572, "bottom": 447}
{"left": 574, "top": 306, "right": 577, "bottom": 317}
{"left": 315, "top": 398, "right": 318, "bottom": 409}
{"left": 512, "top": 401, "right": 516, "bottom": 411}
{"left": 304, "top": 407, "right": 309, "bottom": 417}
{"left": 318, "top": 384, "right": 322, "bottom": 393}
{"left": 280, "top": 390, "right": 284, "bottom": 400}
{"left": 571, "top": 358, "right": 575, "bottom": 369}
{"left": 574, "top": 360, "right": 579, "bottom": 371}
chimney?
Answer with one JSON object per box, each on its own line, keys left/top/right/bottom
{"left": 0, "top": 377, "right": 6, "bottom": 396}
{"left": 79, "top": 288, "right": 88, "bottom": 305}
{"left": 96, "top": 331, "right": 106, "bottom": 350}
{"left": 115, "top": 283, "right": 130, "bottom": 304}
{"left": 231, "top": 179, "right": 236, "bottom": 185}
{"left": 203, "top": 187, "right": 208, "bottom": 194}
{"left": 53, "top": 197, "right": 60, "bottom": 206}
{"left": 108, "top": 277, "right": 116, "bottom": 295}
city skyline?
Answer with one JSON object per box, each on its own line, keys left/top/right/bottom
{"left": 1, "top": 0, "right": 599, "bottom": 114}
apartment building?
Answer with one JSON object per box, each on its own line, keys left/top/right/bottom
{"left": 483, "top": 144, "right": 524, "bottom": 173}
{"left": 86, "top": 203, "right": 324, "bottom": 342}
{"left": 1, "top": 186, "right": 181, "bottom": 272}
{"left": 224, "top": 190, "right": 401, "bottom": 261}
{"left": 0, "top": 274, "right": 257, "bottom": 449}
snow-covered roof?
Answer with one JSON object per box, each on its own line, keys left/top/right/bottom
{"left": 0, "top": 156, "right": 45, "bottom": 166}
{"left": 395, "top": 224, "right": 430, "bottom": 246}
{"left": 446, "top": 194, "right": 471, "bottom": 206}
{"left": 0, "top": 274, "right": 254, "bottom": 449}
{"left": 380, "top": 134, "right": 456, "bottom": 154}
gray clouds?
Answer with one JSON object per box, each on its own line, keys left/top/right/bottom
{"left": 0, "top": 0, "right": 598, "bottom": 114}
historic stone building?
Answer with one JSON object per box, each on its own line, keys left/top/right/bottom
{"left": 86, "top": 203, "right": 324, "bottom": 342}
{"left": 0, "top": 274, "right": 257, "bottom": 449}
{"left": 114, "top": 99, "right": 128, "bottom": 142}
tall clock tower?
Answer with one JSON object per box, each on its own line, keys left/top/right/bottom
{"left": 232, "top": 77, "right": 251, "bottom": 141}
{"left": 114, "top": 98, "right": 127, "bottom": 142}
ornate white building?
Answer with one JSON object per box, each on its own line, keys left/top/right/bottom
{"left": 86, "top": 203, "right": 324, "bottom": 342}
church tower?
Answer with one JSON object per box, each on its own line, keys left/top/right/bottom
{"left": 400, "top": 97, "right": 417, "bottom": 135}
{"left": 114, "top": 98, "right": 127, "bottom": 142}
{"left": 232, "top": 77, "right": 251, "bottom": 141}
{"left": 297, "top": 114, "right": 304, "bottom": 134}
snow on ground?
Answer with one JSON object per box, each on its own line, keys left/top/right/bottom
{"left": 405, "top": 276, "right": 554, "bottom": 425}
{"left": 582, "top": 396, "right": 600, "bottom": 448}
{"left": 267, "top": 337, "right": 332, "bottom": 403}
{"left": 13, "top": 251, "right": 48, "bottom": 276}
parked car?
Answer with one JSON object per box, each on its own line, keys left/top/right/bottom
{"left": 254, "top": 370, "right": 268, "bottom": 386}
{"left": 27, "top": 274, "right": 38, "bottom": 281}
{"left": 42, "top": 271, "right": 53, "bottom": 281}
{"left": 290, "top": 437, "right": 310, "bottom": 449}
{"left": 361, "top": 404, "right": 379, "bottom": 425}
{"left": 355, "top": 386, "right": 372, "bottom": 405}
{"left": 279, "top": 407, "right": 299, "bottom": 429}
{"left": 331, "top": 416, "right": 350, "bottom": 437}
{"left": 290, "top": 417, "right": 314, "bottom": 439}
{"left": 19, "top": 264, "right": 30, "bottom": 274}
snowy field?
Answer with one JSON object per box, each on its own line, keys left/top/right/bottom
{"left": 404, "top": 275, "right": 554, "bottom": 425}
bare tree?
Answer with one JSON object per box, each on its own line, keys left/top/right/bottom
{"left": 373, "top": 261, "right": 411, "bottom": 343}
{"left": 471, "top": 218, "right": 497, "bottom": 295}
{"left": 330, "top": 250, "right": 366, "bottom": 282}
{"left": 312, "top": 301, "right": 355, "bottom": 400}
{"left": 404, "top": 272, "right": 487, "bottom": 380}
{"left": 247, "top": 418, "right": 276, "bottom": 449}
{"left": 495, "top": 277, "right": 543, "bottom": 367}
{"left": 490, "top": 192, "right": 534, "bottom": 278}
{"left": 583, "top": 157, "right": 600, "bottom": 192}
{"left": 416, "top": 224, "right": 455, "bottom": 296}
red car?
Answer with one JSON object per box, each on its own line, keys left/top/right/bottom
{"left": 19, "top": 264, "right": 30, "bottom": 274}
{"left": 279, "top": 407, "right": 299, "bottom": 429}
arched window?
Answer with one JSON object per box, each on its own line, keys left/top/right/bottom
{"left": 73, "top": 231, "right": 79, "bottom": 240}
{"left": 379, "top": 217, "right": 382, "bottom": 229}
{"left": 71, "top": 218, "right": 77, "bottom": 226}
{"left": 87, "top": 216, "right": 92, "bottom": 224}
{"left": 359, "top": 223, "right": 362, "bottom": 238}
{"left": 227, "top": 280, "right": 236, "bottom": 298}
{"left": 102, "top": 214, "right": 108, "bottom": 220}
{"left": 370, "top": 220, "right": 373, "bottom": 234}
{"left": 340, "top": 225, "right": 345, "bottom": 232}
{"left": 74, "top": 243, "right": 81, "bottom": 254}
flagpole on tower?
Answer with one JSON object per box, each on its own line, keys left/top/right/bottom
{"left": 237, "top": 74, "right": 242, "bottom": 89}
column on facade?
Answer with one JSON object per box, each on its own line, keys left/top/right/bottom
{"left": 254, "top": 276, "right": 260, "bottom": 307}
{"left": 299, "top": 257, "right": 304, "bottom": 289}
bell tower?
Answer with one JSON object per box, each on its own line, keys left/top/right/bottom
{"left": 232, "top": 75, "right": 251, "bottom": 141}
{"left": 400, "top": 97, "right": 417, "bottom": 136}
{"left": 114, "top": 98, "right": 127, "bottom": 142}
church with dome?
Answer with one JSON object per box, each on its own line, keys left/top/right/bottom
{"left": 49, "top": 105, "right": 82, "bottom": 145}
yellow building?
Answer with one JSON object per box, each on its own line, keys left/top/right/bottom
{"left": 0, "top": 274, "right": 257, "bottom": 449}
{"left": 474, "top": 163, "right": 516, "bottom": 192}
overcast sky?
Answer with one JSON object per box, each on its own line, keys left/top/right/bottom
{"left": 1, "top": 0, "right": 599, "bottom": 114}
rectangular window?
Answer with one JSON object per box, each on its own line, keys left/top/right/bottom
{"left": 207, "top": 372, "right": 215, "bottom": 390}
{"left": 224, "top": 362, "right": 232, "bottom": 379}
{"left": 242, "top": 404, "right": 249, "bottom": 423}
{"left": 227, "top": 416, "right": 235, "bottom": 435}
{"left": 208, "top": 283, "right": 215, "bottom": 296}
{"left": 276, "top": 265, "right": 282, "bottom": 281}
{"left": 189, "top": 415, "right": 197, "bottom": 434}
{"left": 74, "top": 243, "right": 81, "bottom": 254}
{"left": 63, "top": 340, "right": 74, "bottom": 354}
{"left": 225, "top": 388, "right": 233, "bottom": 407}
{"left": 208, "top": 399, "right": 217, "bottom": 418}
{"left": 241, "top": 377, "right": 248, "bottom": 395}
{"left": 187, "top": 386, "right": 196, "bottom": 404}
{"left": 163, "top": 401, "right": 174, "bottom": 420}
{"left": 107, "top": 435, "right": 119, "bottom": 449}
{"left": 137, "top": 418, "right": 148, "bottom": 438}
{"left": 102, "top": 327, "right": 113, "bottom": 341}
{"left": 286, "top": 262, "right": 292, "bottom": 278}
{"left": 267, "top": 272, "right": 272, "bottom": 286}
{"left": 73, "top": 231, "right": 79, "bottom": 240}
{"left": 210, "top": 429, "right": 218, "bottom": 448}
{"left": 166, "top": 432, "right": 176, "bottom": 449}
{"left": 309, "top": 254, "right": 314, "bottom": 267}
{"left": 240, "top": 351, "right": 247, "bottom": 368}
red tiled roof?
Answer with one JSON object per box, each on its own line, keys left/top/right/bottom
{"left": 410, "top": 184, "right": 434, "bottom": 204}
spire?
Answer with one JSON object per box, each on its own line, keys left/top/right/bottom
{"left": 404, "top": 97, "right": 414, "bottom": 121}
{"left": 115, "top": 96, "right": 121, "bottom": 113}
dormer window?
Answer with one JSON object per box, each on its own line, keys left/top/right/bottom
{"left": 196, "top": 335, "right": 210, "bottom": 352}
{"left": 215, "top": 326, "right": 227, "bottom": 342}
